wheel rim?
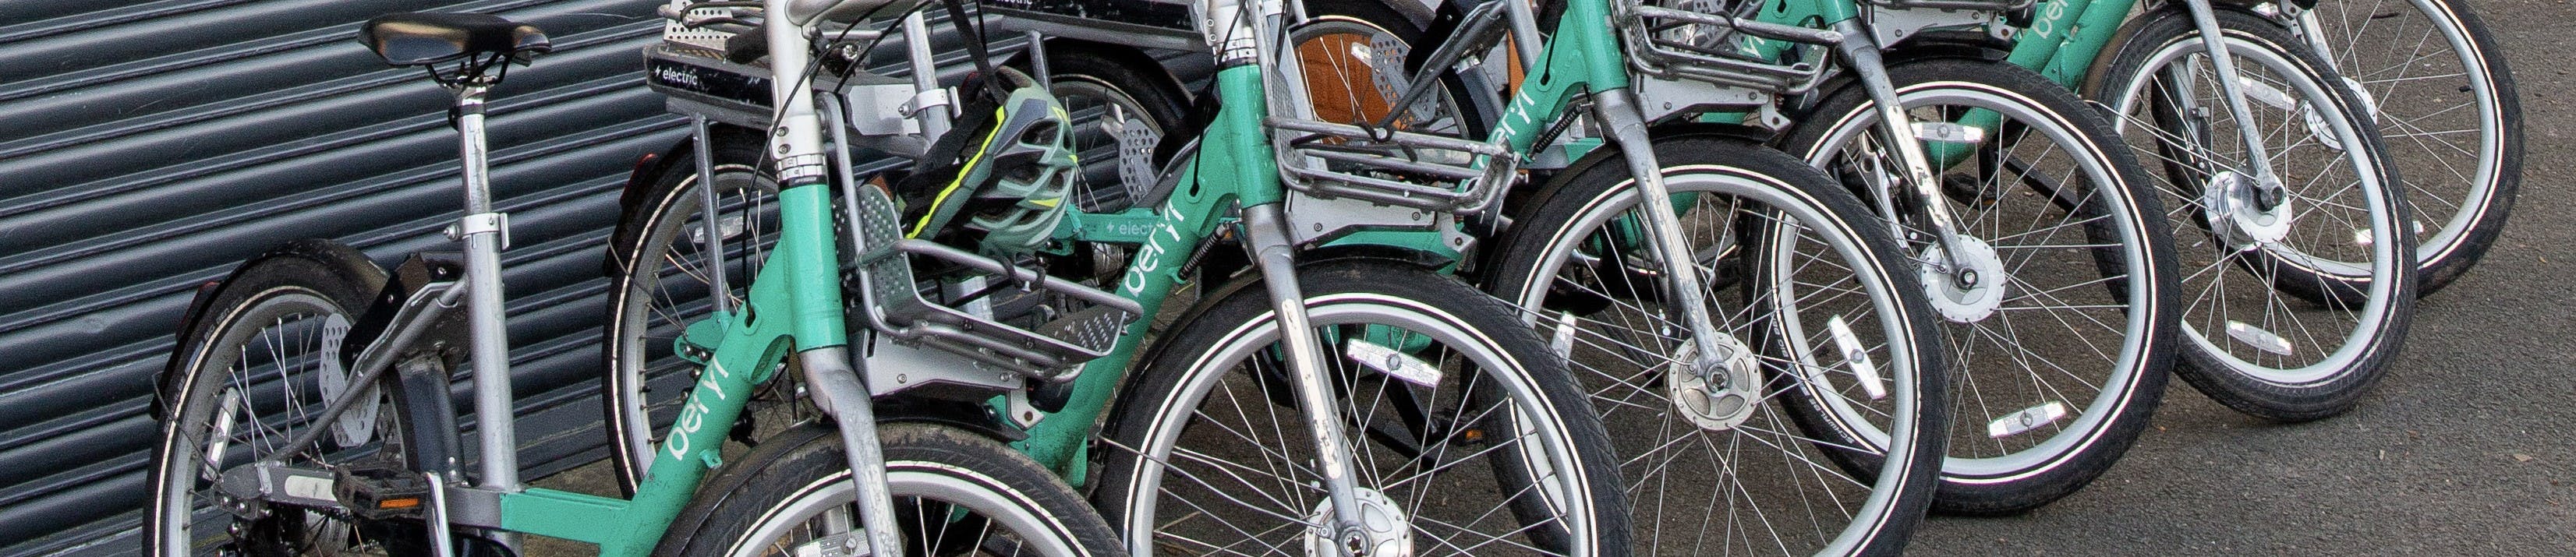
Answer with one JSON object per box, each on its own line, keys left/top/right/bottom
{"left": 2104, "top": 28, "right": 2404, "bottom": 386}
{"left": 607, "top": 162, "right": 798, "bottom": 479}
{"left": 1799, "top": 81, "right": 2160, "bottom": 481}
{"left": 1119, "top": 294, "right": 1602, "bottom": 556}
{"left": 2302, "top": 0, "right": 2507, "bottom": 266}
{"left": 1510, "top": 166, "right": 1925, "bottom": 554}
{"left": 727, "top": 465, "right": 1088, "bottom": 557}
{"left": 1293, "top": 16, "right": 1472, "bottom": 144}
{"left": 154, "top": 291, "right": 392, "bottom": 555}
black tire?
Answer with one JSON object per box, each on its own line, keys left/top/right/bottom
{"left": 1092, "top": 260, "right": 1627, "bottom": 556}
{"left": 2091, "top": 8, "right": 2416, "bottom": 421}
{"left": 1484, "top": 136, "right": 1948, "bottom": 554}
{"left": 1779, "top": 58, "right": 2181, "bottom": 514}
{"left": 2301, "top": 0, "right": 2521, "bottom": 296}
{"left": 147, "top": 240, "right": 412, "bottom": 556}
{"left": 656, "top": 422, "right": 1124, "bottom": 557}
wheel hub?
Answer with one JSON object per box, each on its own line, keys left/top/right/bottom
{"left": 1305, "top": 488, "right": 1411, "bottom": 557}
{"left": 1668, "top": 339, "right": 1762, "bottom": 431}
{"left": 1920, "top": 238, "right": 2008, "bottom": 323}
{"left": 2204, "top": 170, "right": 2294, "bottom": 247}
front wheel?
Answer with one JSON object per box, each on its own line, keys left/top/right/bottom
{"left": 654, "top": 422, "right": 1124, "bottom": 557}
{"left": 1484, "top": 136, "right": 1948, "bottom": 554}
{"left": 1781, "top": 58, "right": 2181, "bottom": 514}
{"left": 2092, "top": 7, "right": 2418, "bottom": 421}
{"left": 1092, "top": 261, "right": 1627, "bottom": 556}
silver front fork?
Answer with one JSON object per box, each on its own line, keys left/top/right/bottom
{"left": 1240, "top": 205, "right": 1376, "bottom": 556}
{"left": 2180, "top": 0, "right": 2283, "bottom": 185}
{"left": 1831, "top": 21, "right": 1976, "bottom": 276}
{"left": 765, "top": 3, "right": 901, "bottom": 556}
{"left": 1588, "top": 90, "right": 1739, "bottom": 385}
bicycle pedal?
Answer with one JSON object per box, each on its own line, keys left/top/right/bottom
{"left": 334, "top": 459, "right": 436, "bottom": 520}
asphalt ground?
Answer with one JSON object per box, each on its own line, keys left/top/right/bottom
{"left": 531, "top": 0, "right": 2574, "bottom": 552}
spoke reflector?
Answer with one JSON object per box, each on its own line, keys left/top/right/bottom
{"left": 2225, "top": 320, "right": 2295, "bottom": 356}
{"left": 1913, "top": 122, "right": 1986, "bottom": 145}
{"left": 1987, "top": 401, "right": 2070, "bottom": 438}
{"left": 1827, "top": 316, "right": 1885, "bottom": 400}
{"left": 1548, "top": 310, "right": 1578, "bottom": 358}
{"left": 1347, "top": 340, "right": 1442, "bottom": 388}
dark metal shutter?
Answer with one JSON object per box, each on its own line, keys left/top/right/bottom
{"left": 0, "top": 1, "right": 682, "bottom": 553}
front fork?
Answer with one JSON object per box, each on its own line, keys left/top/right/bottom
{"left": 1829, "top": 20, "right": 1982, "bottom": 283}
{"left": 2178, "top": 0, "right": 2288, "bottom": 197}
{"left": 1589, "top": 90, "right": 1744, "bottom": 386}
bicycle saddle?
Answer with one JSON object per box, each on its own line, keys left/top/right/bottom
{"left": 359, "top": 12, "right": 550, "bottom": 67}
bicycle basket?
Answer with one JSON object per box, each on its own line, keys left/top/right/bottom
{"left": 1612, "top": 0, "right": 1835, "bottom": 93}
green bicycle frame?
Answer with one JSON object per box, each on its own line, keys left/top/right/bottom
{"left": 1005, "top": 0, "right": 1650, "bottom": 483}
{"left": 485, "top": 180, "right": 850, "bottom": 555}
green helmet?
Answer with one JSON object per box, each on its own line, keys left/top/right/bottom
{"left": 898, "top": 67, "right": 1077, "bottom": 258}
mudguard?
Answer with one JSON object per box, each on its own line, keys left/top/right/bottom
{"left": 154, "top": 239, "right": 387, "bottom": 421}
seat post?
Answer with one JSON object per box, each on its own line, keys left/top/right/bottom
{"left": 449, "top": 82, "right": 522, "bottom": 501}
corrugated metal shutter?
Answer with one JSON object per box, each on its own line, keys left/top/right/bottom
{"left": 0, "top": 1, "right": 682, "bottom": 553}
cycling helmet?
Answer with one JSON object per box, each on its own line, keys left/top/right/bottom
{"left": 897, "top": 66, "right": 1077, "bottom": 258}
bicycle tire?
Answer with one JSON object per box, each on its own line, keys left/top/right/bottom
{"left": 1484, "top": 135, "right": 1949, "bottom": 553}
{"left": 1091, "top": 260, "right": 1628, "bottom": 556}
{"left": 2091, "top": 7, "right": 2416, "bottom": 421}
{"left": 653, "top": 422, "right": 1124, "bottom": 557}
{"left": 146, "top": 240, "right": 423, "bottom": 556}
{"left": 2300, "top": 0, "right": 2521, "bottom": 296}
{"left": 1780, "top": 58, "right": 2181, "bottom": 514}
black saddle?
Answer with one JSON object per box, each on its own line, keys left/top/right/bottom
{"left": 359, "top": 12, "right": 550, "bottom": 68}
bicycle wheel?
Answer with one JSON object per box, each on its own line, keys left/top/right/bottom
{"left": 2298, "top": 0, "right": 2520, "bottom": 295}
{"left": 147, "top": 240, "right": 412, "bottom": 556}
{"left": 1290, "top": 0, "right": 1489, "bottom": 144}
{"left": 654, "top": 422, "right": 1123, "bottom": 556}
{"left": 1092, "top": 260, "right": 1627, "bottom": 556}
{"left": 1780, "top": 58, "right": 2179, "bottom": 514}
{"left": 2093, "top": 7, "right": 2417, "bottom": 421}
{"left": 1039, "top": 43, "right": 1190, "bottom": 213}
{"left": 600, "top": 128, "right": 801, "bottom": 493}
{"left": 1485, "top": 136, "right": 1948, "bottom": 554}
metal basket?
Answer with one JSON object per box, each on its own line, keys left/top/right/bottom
{"left": 1866, "top": 0, "right": 2034, "bottom": 14}
{"left": 1612, "top": 0, "right": 1842, "bottom": 93}
{"left": 845, "top": 184, "right": 1143, "bottom": 380}
{"left": 1267, "top": 117, "right": 1520, "bottom": 216}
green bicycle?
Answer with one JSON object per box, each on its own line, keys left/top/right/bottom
{"left": 610, "top": 0, "right": 1637, "bottom": 554}
{"left": 1990, "top": 0, "right": 2419, "bottom": 421}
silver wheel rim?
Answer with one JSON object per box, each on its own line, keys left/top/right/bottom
{"left": 2104, "top": 27, "right": 2404, "bottom": 386}
{"left": 1799, "top": 81, "right": 2160, "bottom": 481}
{"left": 1119, "top": 294, "right": 1601, "bottom": 556}
{"left": 1512, "top": 166, "right": 1923, "bottom": 555}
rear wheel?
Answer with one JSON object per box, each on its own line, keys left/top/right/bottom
{"left": 654, "top": 423, "right": 1123, "bottom": 557}
{"left": 146, "top": 241, "right": 415, "bottom": 556}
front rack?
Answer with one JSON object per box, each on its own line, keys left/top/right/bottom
{"left": 1267, "top": 117, "right": 1520, "bottom": 216}
{"left": 1612, "top": 0, "right": 1844, "bottom": 93}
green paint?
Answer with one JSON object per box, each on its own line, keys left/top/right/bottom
{"left": 498, "top": 488, "right": 634, "bottom": 546}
